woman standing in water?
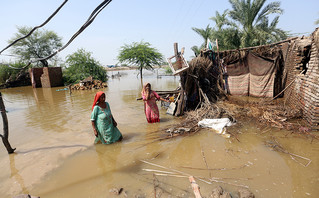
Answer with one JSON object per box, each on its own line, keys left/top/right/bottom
{"left": 91, "top": 91, "right": 122, "bottom": 144}
{"left": 141, "top": 83, "right": 169, "bottom": 123}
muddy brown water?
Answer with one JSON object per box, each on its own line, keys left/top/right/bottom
{"left": 0, "top": 69, "right": 318, "bottom": 198}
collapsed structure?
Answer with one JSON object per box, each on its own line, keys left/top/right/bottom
{"left": 177, "top": 28, "right": 319, "bottom": 130}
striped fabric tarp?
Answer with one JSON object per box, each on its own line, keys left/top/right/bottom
{"left": 227, "top": 74, "right": 249, "bottom": 96}
{"left": 225, "top": 51, "right": 277, "bottom": 97}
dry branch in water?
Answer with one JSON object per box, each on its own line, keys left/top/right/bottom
{"left": 265, "top": 138, "right": 312, "bottom": 167}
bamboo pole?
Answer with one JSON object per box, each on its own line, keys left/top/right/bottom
{"left": 189, "top": 176, "right": 202, "bottom": 198}
{"left": 221, "top": 37, "right": 299, "bottom": 53}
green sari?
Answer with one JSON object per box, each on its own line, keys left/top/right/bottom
{"left": 91, "top": 102, "right": 122, "bottom": 144}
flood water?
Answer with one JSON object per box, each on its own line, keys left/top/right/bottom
{"left": 0, "top": 69, "right": 318, "bottom": 198}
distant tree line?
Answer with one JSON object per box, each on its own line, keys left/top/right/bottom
{"left": 0, "top": 26, "right": 108, "bottom": 85}
{"left": 1, "top": 27, "right": 167, "bottom": 85}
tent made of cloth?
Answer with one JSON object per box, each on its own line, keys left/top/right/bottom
{"left": 225, "top": 51, "right": 282, "bottom": 97}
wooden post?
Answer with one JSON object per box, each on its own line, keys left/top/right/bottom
{"left": 216, "top": 39, "right": 225, "bottom": 90}
{"left": 174, "top": 43, "right": 185, "bottom": 116}
{"left": 0, "top": 92, "right": 15, "bottom": 154}
{"left": 189, "top": 176, "right": 202, "bottom": 198}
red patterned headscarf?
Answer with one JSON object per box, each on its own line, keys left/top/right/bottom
{"left": 92, "top": 91, "right": 105, "bottom": 111}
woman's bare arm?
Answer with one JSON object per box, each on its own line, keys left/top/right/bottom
{"left": 91, "top": 121, "right": 98, "bottom": 137}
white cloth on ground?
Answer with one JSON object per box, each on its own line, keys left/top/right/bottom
{"left": 198, "top": 118, "right": 234, "bottom": 135}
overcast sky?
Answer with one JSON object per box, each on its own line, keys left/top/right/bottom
{"left": 1, "top": 0, "right": 318, "bottom": 66}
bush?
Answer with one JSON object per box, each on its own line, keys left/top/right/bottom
{"left": 63, "top": 49, "right": 108, "bottom": 85}
{"left": 164, "top": 66, "right": 173, "bottom": 74}
{"left": 0, "top": 62, "right": 26, "bottom": 84}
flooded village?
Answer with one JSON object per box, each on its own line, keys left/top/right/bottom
{"left": 1, "top": 1, "right": 319, "bottom": 198}
{"left": 0, "top": 29, "right": 318, "bottom": 197}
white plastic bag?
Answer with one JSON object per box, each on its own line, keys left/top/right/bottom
{"left": 198, "top": 118, "right": 234, "bottom": 135}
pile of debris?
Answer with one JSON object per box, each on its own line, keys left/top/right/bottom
{"left": 183, "top": 50, "right": 226, "bottom": 111}
{"left": 70, "top": 76, "right": 107, "bottom": 90}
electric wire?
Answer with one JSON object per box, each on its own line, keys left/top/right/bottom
{"left": 1, "top": 0, "right": 112, "bottom": 70}
{"left": 0, "top": 0, "right": 69, "bottom": 55}
{"left": 35, "top": 0, "right": 112, "bottom": 62}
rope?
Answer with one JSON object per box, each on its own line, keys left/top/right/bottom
{"left": 270, "top": 69, "right": 305, "bottom": 101}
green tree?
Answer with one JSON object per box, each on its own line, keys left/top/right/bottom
{"left": 191, "top": 45, "right": 202, "bottom": 57}
{"left": 164, "top": 66, "right": 173, "bottom": 74}
{"left": 63, "top": 49, "right": 107, "bottom": 84}
{"left": 211, "top": 28, "right": 241, "bottom": 51}
{"left": 315, "top": 12, "right": 319, "bottom": 25}
{"left": 0, "top": 62, "right": 25, "bottom": 84}
{"left": 117, "top": 41, "right": 163, "bottom": 79}
{"left": 8, "top": 26, "right": 63, "bottom": 67}
{"left": 191, "top": 25, "right": 214, "bottom": 56}
{"left": 192, "top": 25, "right": 213, "bottom": 48}
{"left": 208, "top": 10, "right": 241, "bottom": 51}
{"left": 227, "top": 0, "right": 287, "bottom": 47}
{"left": 193, "top": 0, "right": 288, "bottom": 51}
{"left": 210, "top": 10, "right": 232, "bottom": 31}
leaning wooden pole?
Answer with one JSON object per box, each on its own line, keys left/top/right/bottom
{"left": 174, "top": 43, "right": 185, "bottom": 116}
{"left": 215, "top": 39, "right": 225, "bottom": 90}
{"left": 0, "top": 92, "right": 15, "bottom": 154}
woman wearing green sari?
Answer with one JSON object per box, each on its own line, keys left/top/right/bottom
{"left": 91, "top": 91, "right": 123, "bottom": 144}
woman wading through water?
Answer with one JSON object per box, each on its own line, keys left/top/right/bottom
{"left": 91, "top": 91, "right": 123, "bottom": 144}
{"left": 141, "top": 82, "right": 169, "bottom": 123}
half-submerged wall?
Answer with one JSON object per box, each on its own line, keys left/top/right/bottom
{"left": 29, "top": 67, "right": 63, "bottom": 88}
{"left": 284, "top": 28, "right": 319, "bottom": 128}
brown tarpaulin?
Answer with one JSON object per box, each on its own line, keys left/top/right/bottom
{"left": 226, "top": 51, "right": 277, "bottom": 97}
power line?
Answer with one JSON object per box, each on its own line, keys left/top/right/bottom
{"left": 0, "top": 63, "right": 24, "bottom": 70}
{"left": 1, "top": 0, "right": 113, "bottom": 70}
{"left": 0, "top": 0, "right": 69, "bottom": 55}
{"left": 37, "top": 0, "right": 112, "bottom": 63}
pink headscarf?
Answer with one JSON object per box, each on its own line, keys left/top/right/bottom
{"left": 92, "top": 91, "right": 105, "bottom": 111}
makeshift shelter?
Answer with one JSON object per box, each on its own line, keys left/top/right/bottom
{"left": 167, "top": 28, "right": 319, "bottom": 131}
{"left": 221, "top": 47, "right": 284, "bottom": 98}
{"left": 184, "top": 50, "right": 225, "bottom": 110}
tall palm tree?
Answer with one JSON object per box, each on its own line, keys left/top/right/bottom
{"left": 315, "top": 12, "right": 319, "bottom": 25}
{"left": 228, "top": 0, "right": 286, "bottom": 47}
{"left": 192, "top": 25, "right": 213, "bottom": 48}
{"left": 210, "top": 10, "right": 232, "bottom": 31}
{"left": 191, "top": 45, "right": 201, "bottom": 57}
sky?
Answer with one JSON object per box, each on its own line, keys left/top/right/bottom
{"left": 0, "top": 0, "right": 318, "bottom": 66}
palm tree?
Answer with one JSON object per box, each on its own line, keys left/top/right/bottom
{"left": 190, "top": 46, "right": 200, "bottom": 57}
{"left": 315, "top": 12, "right": 319, "bottom": 25}
{"left": 209, "top": 9, "right": 241, "bottom": 50}
{"left": 210, "top": 10, "right": 232, "bottom": 30}
{"left": 192, "top": 25, "right": 213, "bottom": 48}
{"left": 228, "top": 0, "right": 286, "bottom": 47}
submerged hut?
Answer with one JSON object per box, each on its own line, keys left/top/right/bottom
{"left": 180, "top": 28, "right": 319, "bottom": 130}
